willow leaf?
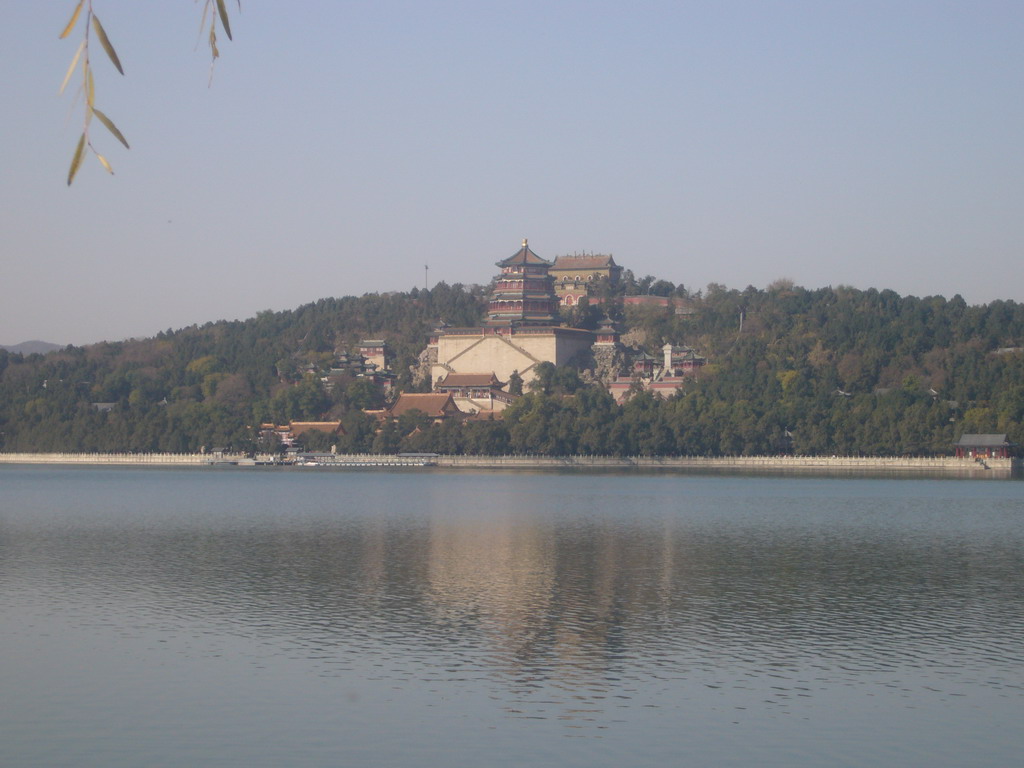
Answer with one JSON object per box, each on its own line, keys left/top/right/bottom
{"left": 67, "top": 133, "right": 86, "bottom": 186}
{"left": 91, "top": 15, "right": 124, "bottom": 75}
{"left": 92, "top": 109, "right": 130, "bottom": 149}
{"left": 86, "top": 66, "right": 95, "bottom": 109}
{"left": 59, "top": 1, "right": 84, "bottom": 39}
{"left": 59, "top": 40, "right": 85, "bottom": 94}
{"left": 197, "top": 1, "right": 211, "bottom": 45}
{"left": 216, "top": 0, "right": 233, "bottom": 41}
{"left": 96, "top": 153, "right": 114, "bottom": 175}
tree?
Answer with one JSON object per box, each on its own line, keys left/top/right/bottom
{"left": 5, "top": 273, "right": 1024, "bottom": 458}
{"left": 507, "top": 370, "right": 523, "bottom": 396}
{"left": 527, "top": 362, "right": 557, "bottom": 394}
{"left": 649, "top": 279, "right": 675, "bottom": 297}
{"left": 345, "top": 378, "right": 384, "bottom": 410}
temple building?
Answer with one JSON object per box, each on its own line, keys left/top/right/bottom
{"left": 387, "top": 392, "right": 463, "bottom": 423}
{"left": 486, "top": 241, "right": 562, "bottom": 325}
{"left": 358, "top": 339, "right": 389, "bottom": 372}
{"left": 321, "top": 340, "right": 395, "bottom": 395}
{"left": 434, "top": 372, "right": 517, "bottom": 416}
{"left": 416, "top": 240, "right": 707, "bottom": 406}
{"left": 428, "top": 240, "right": 595, "bottom": 390}
{"left": 607, "top": 342, "right": 707, "bottom": 404}
{"left": 549, "top": 253, "right": 622, "bottom": 307}
{"left": 953, "top": 434, "right": 1017, "bottom": 459}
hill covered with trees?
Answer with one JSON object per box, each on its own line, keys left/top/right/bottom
{"left": 2, "top": 276, "right": 1023, "bottom": 457}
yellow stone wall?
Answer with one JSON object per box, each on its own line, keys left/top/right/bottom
{"left": 432, "top": 329, "right": 593, "bottom": 386}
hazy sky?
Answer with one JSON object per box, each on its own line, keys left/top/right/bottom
{"left": 3, "top": 1, "right": 1022, "bottom": 346}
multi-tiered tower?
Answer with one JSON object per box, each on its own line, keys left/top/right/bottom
{"left": 486, "top": 240, "right": 561, "bottom": 326}
{"left": 427, "top": 241, "right": 595, "bottom": 394}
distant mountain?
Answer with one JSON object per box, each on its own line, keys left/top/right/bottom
{"left": 1, "top": 340, "right": 62, "bottom": 355}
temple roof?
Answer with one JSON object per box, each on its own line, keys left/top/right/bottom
{"left": 436, "top": 372, "right": 504, "bottom": 388}
{"left": 389, "top": 392, "right": 459, "bottom": 418}
{"left": 550, "top": 254, "right": 617, "bottom": 270}
{"left": 289, "top": 421, "right": 345, "bottom": 436}
{"left": 496, "top": 239, "right": 551, "bottom": 268}
{"left": 954, "top": 433, "right": 1013, "bottom": 447}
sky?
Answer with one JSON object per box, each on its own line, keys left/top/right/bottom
{"left": 2, "top": 1, "right": 1022, "bottom": 346}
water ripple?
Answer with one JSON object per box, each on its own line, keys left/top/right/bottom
{"left": 3, "top": 469, "right": 1024, "bottom": 764}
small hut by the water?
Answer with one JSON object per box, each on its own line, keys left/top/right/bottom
{"left": 953, "top": 433, "right": 1016, "bottom": 459}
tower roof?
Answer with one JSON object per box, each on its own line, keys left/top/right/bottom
{"left": 497, "top": 239, "right": 551, "bottom": 268}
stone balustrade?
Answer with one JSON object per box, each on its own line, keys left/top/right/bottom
{"left": 0, "top": 452, "right": 1016, "bottom": 475}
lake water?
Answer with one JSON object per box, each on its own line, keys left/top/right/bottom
{"left": 1, "top": 466, "right": 1022, "bottom": 767}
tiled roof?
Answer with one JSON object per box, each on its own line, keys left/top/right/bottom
{"left": 551, "top": 254, "right": 617, "bottom": 270}
{"left": 389, "top": 392, "right": 458, "bottom": 418}
{"left": 955, "top": 433, "right": 1011, "bottom": 447}
{"left": 289, "top": 421, "right": 344, "bottom": 436}
{"left": 436, "top": 372, "right": 503, "bottom": 388}
{"left": 496, "top": 239, "right": 551, "bottom": 267}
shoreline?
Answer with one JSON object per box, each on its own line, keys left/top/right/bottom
{"left": 0, "top": 452, "right": 1017, "bottom": 477}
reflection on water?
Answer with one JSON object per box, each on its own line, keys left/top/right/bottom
{"left": 2, "top": 467, "right": 1023, "bottom": 766}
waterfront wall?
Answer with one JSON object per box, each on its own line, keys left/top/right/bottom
{"left": 433, "top": 454, "right": 1017, "bottom": 475}
{"left": 0, "top": 452, "right": 219, "bottom": 465}
{"left": 0, "top": 452, "right": 1016, "bottom": 475}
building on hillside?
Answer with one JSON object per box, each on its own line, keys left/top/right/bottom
{"left": 417, "top": 240, "right": 705, "bottom": 404}
{"left": 289, "top": 421, "right": 345, "bottom": 440}
{"left": 386, "top": 392, "right": 464, "bottom": 423}
{"left": 662, "top": 343, "right": 706, "bottom": 375}
{"left": 486, "top": 240, "right": 562, "bottom": 325}
{"left": 608, "top": 343, "right": 707, "bottom": 404}
{"left": 428, "top": 241, "right": 595, "bottom": 388}
{"left": 953, "top": 433, "right": 1017, "bottom": 459}
{"left": 286, "top": 421, "right": 345, "bottom": 451}
{"left": 258, "top": 420, "right": 345, "bottom": 448}
{"left": 593, "top": 320, "right": 620, "bottom": 347}
{"left": 259, "top": 422, "right": 291, "bottom": 446}
{"left": 434, "top": 372, "right": 519, "bottom": 415}
{"left": 631, "top": 351, "right": 659, "bottom": 377}
{"left": 358, "top": 339, "right": 389, "bottom": 372}
{"left": 589, "top": 319, "right": 630, "bottom": 385}
{"left": 549, "top": 254, "right": 622, "bottom": 307}
{"left": 322, "top": 341, "right": 395, "bottom": 395}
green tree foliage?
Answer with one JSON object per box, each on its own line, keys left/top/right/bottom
{"left": 0, "top": 284, "right": 485, "bottom": 453}
{"left": 3, "top": 281, "right": 1024, "bottom": 456}
{"left": 507, "top": 370, "right": 523, "bottom": 396}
